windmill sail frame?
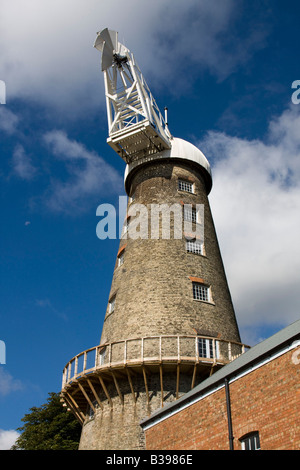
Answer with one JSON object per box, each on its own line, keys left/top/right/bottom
{"left": 94, "top": 29, "right": 171, "bottom": 164}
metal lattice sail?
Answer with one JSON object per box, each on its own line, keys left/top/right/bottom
{"left": 94, "top": 28, "right": 171, "bottom": 164}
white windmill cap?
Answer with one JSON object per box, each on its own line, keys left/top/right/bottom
{"left": 124, "top": 137, "right": 212, "bottom": 194}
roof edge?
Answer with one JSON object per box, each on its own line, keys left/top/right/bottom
{"left": 124, "top": 137, "right": 213, "bottom": 195}
{"left": 140, "top": 318, "right": 300, "bottom": 430}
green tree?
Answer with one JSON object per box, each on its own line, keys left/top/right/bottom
{"left": 11, "top": 392, "right": 81, "bottom": 450}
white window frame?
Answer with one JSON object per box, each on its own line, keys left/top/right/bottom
{"left": 240, "top": 432, "right": 261, "bottom": 450}
{"left": 193, "top": 283, "right": 210, "bottom": 302}
{"left": 186, "top": 239, "right": 203, "bottom": 255}
{"left": 129, "top": 192, "right": 135, "bottom": 204}
{"left": 198, "top": 338, "right": 220, "bottom": 359}
{"left": 123, "top": 220, "right": 129, "bottom": 236}
{"left": 108, "top": 296, "right": 116, "bottom": 314}
{"left": 122, "top": 217, "right": 131, "bottom": 237}
{"left": 178, "top": 179, "right": 194, "bottom": 194}
{"left": 118, "top": 251, "right": 124, "bottom": 267}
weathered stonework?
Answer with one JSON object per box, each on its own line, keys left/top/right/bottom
{"left": 100, "top": 160, "right": 240, "bottom": 347}
{"left": 79, "top": 372, "right": 192, "bottom": 450}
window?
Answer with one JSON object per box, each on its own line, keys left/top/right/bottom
{"left": 122, "top": 217, "right": 131, "bottom": 237}
{"left": 98, "top": 347, "right": 106, "bottom": 366}
{"left": 123, "top": 220, "right": 129, "bottom": 236}
{"left": 178, "top": 179, "right": 194, "bottom": 193}
{"left": 108, "top": 296, "right": 116, "bottom": 314}
{"left": 118, "top": 251, "right": 124, "bottom": 267}
{"left": 129, "top": 192, "right": 135, "bottom": 203}
{"left": 198, "top": 338, "right": 213, "bottom": 358}
{"left": 193, "top": 283, "right": 210, "bottom": 302}
{"left": 117, "top": 245, "right": 126, "bottom": 268}
{"left": 198, "top": 338, "right": 220, "bottom": 359}
{"left": 184, "top": 206, "right": 197, "bottom": 223}
{"left": 186, "top": 239, "right": 203, "bottom": 255}
{"left": 240, "top": 432, "right": 261, "bottom": 450}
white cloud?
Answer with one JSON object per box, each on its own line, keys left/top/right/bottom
{"left": 12, "top": 144, "right": 37, "bottom": 180}
{"left": 0, "top": 429, "right": 20, "bottom": 450}
{"left": 0, "top": 0, "right": 269, "bottom": 112}
{"left": 42, "top": 130, "right": 123, "bottom": 213}
{"left": 0, "top": 107, "right": 19, "bottom": 134}
{"left": 0, "top": 368, "right": 23, "bottom": 396}
{"left": 199, "top": 105, "right": 300, "bottom": 344}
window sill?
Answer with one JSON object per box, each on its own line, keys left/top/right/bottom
{"left": 177, "top": 190, "right": 197, "bottom": 196}
{"left": 186, "top": 251, "right": 207, "bottom": 258}
{"left": 193, "top": 298, "right": 215, "bottom": 306}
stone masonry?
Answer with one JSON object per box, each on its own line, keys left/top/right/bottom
{"left": 100, "top": 160, "right": 240, "bottom": 345}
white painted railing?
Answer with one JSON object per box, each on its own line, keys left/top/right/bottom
{"left": 62, "top": 335, "right": 249, "bottom": 388}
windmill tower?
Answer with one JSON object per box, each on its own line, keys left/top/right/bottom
{"left": 60, "top": 29, "right": 248, "bottom": 450}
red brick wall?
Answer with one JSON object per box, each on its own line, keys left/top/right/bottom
{"left": 145, "top": 347, "right": 300, "bottom": 450}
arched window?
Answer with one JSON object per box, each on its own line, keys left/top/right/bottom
{"left": 240, "top": 431, "right": 261, "bottom": 450}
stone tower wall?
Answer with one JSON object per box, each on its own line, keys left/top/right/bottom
{"left": 100, "top": 160, "right": 240, "bottom": 347}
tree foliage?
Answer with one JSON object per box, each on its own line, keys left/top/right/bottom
{"left": 11, "top": 392, "right": 81, "bottom": 450}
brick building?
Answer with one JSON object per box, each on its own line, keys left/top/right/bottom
{"left": 141, "top": 319, "right": 300, "bottom": 450}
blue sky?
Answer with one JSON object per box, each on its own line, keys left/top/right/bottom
{"left": 1, "top": 0, "right": 300, "bottom": 449}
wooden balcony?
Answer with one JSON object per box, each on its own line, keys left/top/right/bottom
{"left": 61, "top": 334, "right": 249, "bottom": 424}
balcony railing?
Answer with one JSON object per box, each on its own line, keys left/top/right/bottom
{"left": 62, "top": 335, "right": 249, "bottom": 389}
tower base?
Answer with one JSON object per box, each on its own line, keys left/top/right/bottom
{"left": 78, "top": 371, "right": 195, "bottom": 450}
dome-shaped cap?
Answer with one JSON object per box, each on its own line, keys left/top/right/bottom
{"left": 124, "top": 137, "right": 212, "bottom": 194}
